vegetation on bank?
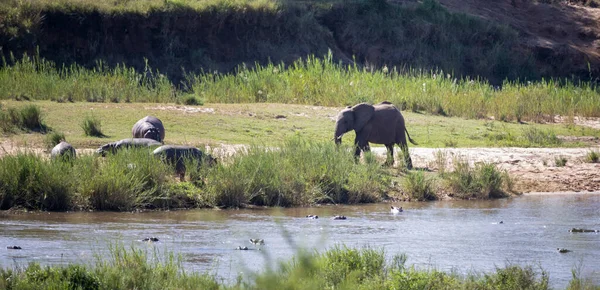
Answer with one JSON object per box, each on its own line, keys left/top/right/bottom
{"left": 0, "top": 0, "right": 561, "bottom": 85}
{"left": 0, "top": 136, "right": 515, "bottom": 211}
{"left": 2, "top": 244, "right": 595, "bottom": 290}
{"left": 1, "top": 53, "right": 599, "bottom": 124}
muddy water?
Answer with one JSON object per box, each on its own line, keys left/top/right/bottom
{"left": 1, "top": 193, "right": 599, "bottom": 288}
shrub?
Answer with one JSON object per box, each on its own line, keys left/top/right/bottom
{"left": 445, "top": 159, "right": 508, "bottom": 199}
{"left": 81, "top": 114, "right": 105, "bottom": 137}
{"left": 19, "top": 104, "right": 48, "bottom": 132}
{"left": 555, "top": 156, "right": 568, "bottom": 167}
{"left": 522, "top": 127, "right": 561, "bottom": 146}
{"left": 45, "top": 131, "right": 66, "bottom": 149}
{"left": 75, "top": 149, "right": 171, "bottom": 210}
{"left": 585, "top": 150, "right": 599, "bottom": 163}
{"left": 402, "top": 170, "right": 437, "bottom": 201}
{"left": 183, "top": 95, "right": 203, "bottom": 106}
{"left": 204, "top": 138, "right": 385, "bottom": 208}
{"left": 0, "top": 153, "right": 72, "bottom": 210}
{"left": 0, "top": 108, "right": 18, "bottom": 134}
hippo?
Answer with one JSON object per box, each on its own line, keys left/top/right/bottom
{"left": 96, "top": 138, "right": 162, "bottom": 156}
{"left": 569, "top": 228, "right": 598, "bottom": 233}
{"left": 332, "top": 215, "right": 347, "bottom": 220}
{"left": 51, "top": 141, "right": 76, "bottom": 160}
{"left": 142, "top": 237, "right": 159, "bottom": 242}
{"left": 152, "top": 145, "right": 216, "bottom": 181}
{"left": 132, "top": 116, "right": 165, "bottom": 142}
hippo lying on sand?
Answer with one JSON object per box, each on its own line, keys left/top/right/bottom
{"left": 132, "top": 116, "right": 165, "bottom": 142}
{"left": 96, "top": 138, "right": 162, "bottom": 156}
{"left": 51, "top": 141, "right": 76, "bottom": 160}
{"left": 153, "top": 145, "right": 216, "bottom": 181}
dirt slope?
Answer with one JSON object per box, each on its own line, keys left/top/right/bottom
{"left": 436, "top": 0, "right": 600, "bottom": 77}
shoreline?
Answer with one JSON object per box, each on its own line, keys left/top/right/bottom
{"left": 2, "top": 142, "right": 599, "bottom": 195}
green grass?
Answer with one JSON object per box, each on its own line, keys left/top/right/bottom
{"left": 0, "top": 138, "right": 387, "bottom": 210}
{"left": 2, "top": 53, "right": 599, "bottom": 124}
{"left": 444, "top": 159, "right": 511, "bottom": 199}
{"left": 44, "top": 131, "right": 65, "bottom": 149}
{"left": 0, "top": 244, "right": 573, "bottom": 290}
{"left": 0, "top": 103, "right": 48, "bottom": 133}
{"left": 81, "top": 114, "right": 106, "bottom": 137}
{"left": 205, "top": 137, "right": 386, "bottom": 207}
{"left": 584, "top": 150, "right": 599, "bottom": 163}
{"left": 401, "top": 170, "right": 437, "bottom": 201}
{"left": 2, "top": 100, "right": 598, "bottom": 150}
{"left": 0, "top": 152, "right": 72, "bottom": 210}
{"left": 555, "top": 156, "right": 568, "bottom": 167}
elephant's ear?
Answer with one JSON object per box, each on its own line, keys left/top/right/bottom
{"left": 351, "top": 103, "right": 375, "bottom": 132}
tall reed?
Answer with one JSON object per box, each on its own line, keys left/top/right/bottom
{"left": 2, "top": 53, "right": 599, "bottom": 123}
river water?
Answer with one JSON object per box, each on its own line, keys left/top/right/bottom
{"left": 1, "top": 193, "right": 599, "bottom": 288}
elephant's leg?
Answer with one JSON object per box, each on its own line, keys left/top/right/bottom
{"left": 398, "top": 143, "right": 413, "bottom": 170}
{"left": 384, "top": 144, "right": 394, "bottom": 166}
{"left": 353, "top": 138, "right": 362, "bottom": 158}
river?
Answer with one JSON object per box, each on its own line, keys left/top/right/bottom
{"left": 1, "top": 193, "right": 599, "bottom": 288}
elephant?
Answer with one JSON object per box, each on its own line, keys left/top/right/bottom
{"left": 334, "top": 101, "right": 417, "bottom": 169}
{"left": 152, "top": 145, "right": 216, "bottom": 181}
{"left": 51, "top": 141, "right": 76, "bottom": 160}
{"left": 96, "top": 138, "right": 162, "bottom": 156}
{"left": 132, "top": 116, "right": 165, "bottom": 142}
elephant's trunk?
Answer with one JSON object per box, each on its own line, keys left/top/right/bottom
{"left": 335, "top": 136, "right": 342, "bottom": 145}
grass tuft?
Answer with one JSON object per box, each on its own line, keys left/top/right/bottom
{"left": 205, "top": 138, "right": 385, "bottom": 208}
{"left": 402, "top": 170, "right": 437, "bottom": 201}
{"left": 584, "top": 150, "right": 599, "bottom": 163}
{"left": 81, "top": 114, "right": 105, "bottom": 137}
{"left": 522, "top": 127, "right": 562, "bottom": 146}
{"left": 445, "top": 159, "right": 509, "bottom": 199}
{"left": 0, "top": 152, "right": 72, "bottom": 210}
{"left": 554, "top": 156, "right": 568, "bottom": 167}
{"left": 45, "top": 131, "right": 65, "bottom": 149}
{"left": 182, "top": 95, "right": 204, "bottom": 106}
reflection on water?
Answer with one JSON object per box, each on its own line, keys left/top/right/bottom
{"left": 1, "top": 193, "right": 599, "bottom": 288}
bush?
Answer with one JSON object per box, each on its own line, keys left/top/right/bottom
{"left": 585, "top": 150, "right": 599, "bottom": 163}
{"left": 402, "top": 170, "right": 437, "bottom": 201}
{"left": 75, "top": 149, "right": 171, "bottom": 211}
{"left": 182, "top": 95, "right": 203, "bottom": 106}
{"left": 555, "top": 156, "right": 568, "bottom": 167}
{"left": 0, "top": 153, "right": 72, "bottom": 210}
{"left": 522, "top": 127, "right": 561, "bottom": 146}
{"left": 204, "top": 138, "right": 385, "bottom": 208}
{"left": 81, "top": 114, "right": 105, "bottom": 137}
{"left": 445, "top": 159, "right": 508, "bottom": 199}
{"left": 45, "top": 131, "right": 66, "bottom": 149}
{"left": 19, "top": 104, "right": 48, "bottom": 132}
{"left": 0, "top": 107, "right": 19, "bottom": 134}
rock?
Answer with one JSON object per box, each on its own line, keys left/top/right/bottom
{"left": 142, "top": 237, "right": 159, "bottom": 242}
{"left": 6, "top": 246, "right": 22, "bottom": 250}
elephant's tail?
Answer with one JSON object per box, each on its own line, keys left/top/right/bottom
{"left": 405, "top": 128, "right": 418, "bottom": 145}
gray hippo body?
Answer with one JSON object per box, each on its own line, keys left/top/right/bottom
{"left": 51, "top": 141, "right": 76, "bottom": 159}
{"left": 153, "top": 145, "right": 216, "bottom": 181}
{"left": 132, "top": 116, "right": 165, "bottom": 142}
{"left": 96, "top": 138, "right": 162, "bottom": 156}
